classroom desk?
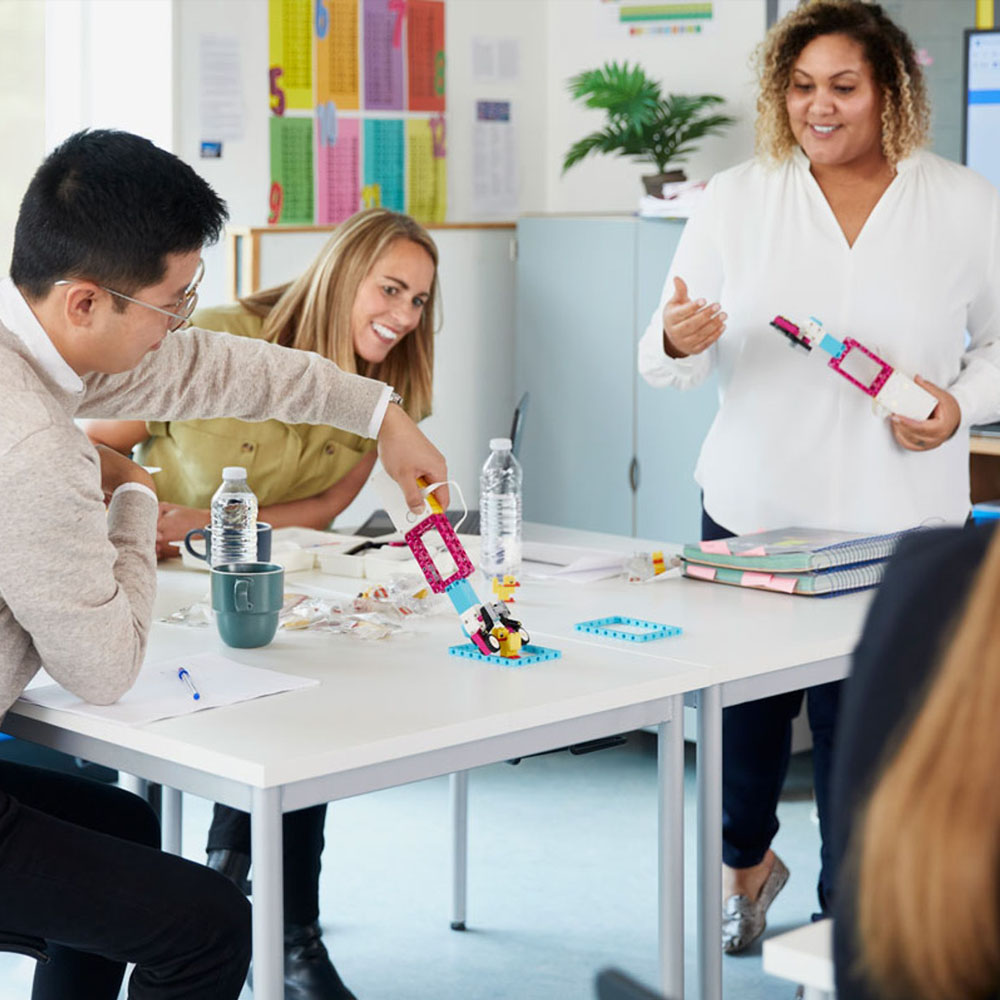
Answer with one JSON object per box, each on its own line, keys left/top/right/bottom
{"left": 1, "top": 557, "right": 697, "bottom": 1000}
{"left": 512, "top": 524, "right": 873, "bottom": 1000}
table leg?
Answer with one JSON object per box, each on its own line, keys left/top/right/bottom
{"left": 251, "top": 786, "right": 284, "bottom": 1000}
{"left": 697, "top": 686, "right": 723, "bottom": 1000}
{"left": 118, "top": 772, "right": 148, "bottom": 799}
{"left": 450, "top": 770, "right": 469, "bottom": 930}
{"left": 161, "top": 786, "right": 183, "bottom": 855}
{"left": 658, "top": 697, "right": 684, "bottom": 1000}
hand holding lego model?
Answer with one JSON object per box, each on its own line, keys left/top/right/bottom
{"left": 660, "top": 276, "right": 727, "bottom": 358}
{"left": 376, "top": 401, "right": 449, "bottom": 512}
{"left": 889, "top": 375, "right": 960, "bottom": 452}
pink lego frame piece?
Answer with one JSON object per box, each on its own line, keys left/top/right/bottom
{"left": 404, "top": 512, "right": 475, "bottom": 593}
{"left": 827, "top": 337, "right": 893, "bottom": 398}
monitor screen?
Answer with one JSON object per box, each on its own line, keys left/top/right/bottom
{"left": 964, "top": 29, "right": 1000, "bottom": 191}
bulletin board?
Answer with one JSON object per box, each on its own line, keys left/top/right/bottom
{"left": 267, "top": 0, "right": 446, "bottom": 226}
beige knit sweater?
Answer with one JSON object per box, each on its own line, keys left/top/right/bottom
{"left": 0, "top": 321, "right": 385, "bottom": 718}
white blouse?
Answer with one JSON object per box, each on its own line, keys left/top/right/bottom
{"left": 638, "top": 149, "right": 1000, "bottom": 535}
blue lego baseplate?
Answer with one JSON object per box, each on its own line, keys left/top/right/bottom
{"left": 574, "top": 616, "right": 682, "bottom": 643}
{"left": 448, "top": 643, "right": 562, "bottom": 666}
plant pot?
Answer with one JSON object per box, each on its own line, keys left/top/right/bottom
{"left": 641, "top": 170, "right": 687, "bottom": 198}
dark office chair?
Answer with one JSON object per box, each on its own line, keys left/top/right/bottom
{"left": 0, "top": 930, "right": 49, "bottom": 964}
{"left": 595, "top": 967, "right": 671, "bottom": 1000}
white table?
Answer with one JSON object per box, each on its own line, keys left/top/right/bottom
{"left": 3, "top": 524, "right": 871, "bottom": 1000}
{"left": 2, "top": 557, "right": 699, "bottom": 1000}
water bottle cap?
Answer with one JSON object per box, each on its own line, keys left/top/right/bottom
{"left": 489, "top": 438, "right": 512, "bottom": 451}
{"left": 222, "top": 466, "right": 247, "bottom": 480}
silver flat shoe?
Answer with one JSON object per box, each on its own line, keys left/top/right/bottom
{"left": 721, "top": 854, "right": 790, "bottom": 954}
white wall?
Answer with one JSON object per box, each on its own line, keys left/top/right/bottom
{"left": 545, "top": 0, "right": 764, "bottom": 213}
{"left": 44, "top": 0, "right": 174, "bottom": 152}
{"left": 0, "top": 0, "right": 45, "bottom": 275}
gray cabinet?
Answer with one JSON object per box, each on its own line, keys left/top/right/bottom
{"left": 514, "top": 215, "right": 717, "bottom": 543}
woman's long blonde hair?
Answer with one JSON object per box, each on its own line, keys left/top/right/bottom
{"left": 857, "top": 528, "right": 1000, "bottom": 1000}
{"left": 754, "top": 0, "right": 929, "bottom": 166}
{"left": 240, "top": 208, "right": 438, "bottom": 423}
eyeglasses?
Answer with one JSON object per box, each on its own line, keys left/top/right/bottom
{"left": 55, "top": 259, "right": 204, "bottom": 332}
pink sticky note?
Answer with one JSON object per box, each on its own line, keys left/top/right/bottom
{"left": 764, "top": 576, "right": 798, "bottom": 594}
{"left": 741, "top": 546, "right": 768, "bottom": 557}
{"left": 699, "top": 539, "right": 731, "bottom": 555}
{"left": 686, "top": 564, "right": 717, "bottom": 581}
{"left": 740, "top": 571, "right": 773, "bottom": 588}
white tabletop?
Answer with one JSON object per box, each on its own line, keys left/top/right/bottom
{"left": 6, "top": 523, "right": 873, "bottom": 795}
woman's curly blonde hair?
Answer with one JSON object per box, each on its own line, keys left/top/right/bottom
{"left": 755, "top": 0, "right": 929, "bottom": 166}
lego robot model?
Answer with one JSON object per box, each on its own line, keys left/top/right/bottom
{"left": 371, "top": 470, "right": 531, "bottom": 659}
{"left": 770, "top": 314, "right": 937, "bottom": 421}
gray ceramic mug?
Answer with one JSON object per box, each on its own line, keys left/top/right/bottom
{"left": 210, "top": 561, "right": 284, "bottom": 648}
{"left": 185, "top": 522, "right": 273, "bottom": 566}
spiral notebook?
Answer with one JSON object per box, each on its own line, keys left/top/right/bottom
{"left": 682, "top": 526, "right": 913, "bottom": 573}
{"left": 683, "top": 559, "right": 888, "bottom": 597}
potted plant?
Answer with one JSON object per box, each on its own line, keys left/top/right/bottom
{"left": 563, "top": 61, "right": 735, "bottom": 196}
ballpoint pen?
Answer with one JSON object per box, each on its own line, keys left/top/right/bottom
{"left": 177, "top": 667, "right": 201, "bottom": 701}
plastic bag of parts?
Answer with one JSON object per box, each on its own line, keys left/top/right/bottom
{"left": 624, "top": 551, "right": 680, "bottom": 584}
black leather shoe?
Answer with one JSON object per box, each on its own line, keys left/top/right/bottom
{"left": 284, "top": 921, "right": 357, "bottom": 1000}
{"left": 205, "top": 848, "right": 252, "bottom": 895}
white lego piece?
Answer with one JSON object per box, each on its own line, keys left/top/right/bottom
{"left": 875, "top": 370, "right": 937, "bottom": 421}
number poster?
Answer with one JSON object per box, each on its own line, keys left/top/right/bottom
{"left": 268, "top": 0, "right": 447, "bottom": 225}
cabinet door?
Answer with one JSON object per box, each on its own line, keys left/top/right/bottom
{"left": 634, "top": 218, "right": 719, "bottom": 544}
{"left": 515, "top": 218, "right": 636, "bottom": 535}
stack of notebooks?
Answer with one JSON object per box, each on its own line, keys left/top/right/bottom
{"left": 681, "top": 526, "right": 914, "bottom": 597}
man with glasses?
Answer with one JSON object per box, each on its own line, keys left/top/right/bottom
{"left": 0, "top": 129, "right": 449, "bottom": 1000}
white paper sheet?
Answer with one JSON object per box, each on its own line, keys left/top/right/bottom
{"left": 18, "top": 652, "right": 318, "bottom": 727}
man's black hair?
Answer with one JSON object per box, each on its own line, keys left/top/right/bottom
{"left": 10, "top": 129, "right": 229, "bottom": 300}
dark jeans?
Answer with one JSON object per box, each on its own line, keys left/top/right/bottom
{"left": 702, "top": 507, "right": 841, "bottom": 913}
{"left": 207, "top": 803, "right": 327, "bottom": 926}
{"left": 0, "top": 759, "right": 251, "bottom": 1000}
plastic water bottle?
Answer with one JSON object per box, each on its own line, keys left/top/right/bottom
{"left": 210, "top": 466, "right": 259, "bottom": 566}
{"left": 479, "top": 437, "right": 522, "bottom": 580}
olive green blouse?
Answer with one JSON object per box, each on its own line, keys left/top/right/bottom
{"left": 137, "top": 304, "right": 377, "bottom": 509}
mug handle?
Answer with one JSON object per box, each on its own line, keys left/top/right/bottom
{"left": 184, "top": 528, "right": 209, "bottom": 562}
{"left": 234, "top": 579, "right": 254, "bottom": 613}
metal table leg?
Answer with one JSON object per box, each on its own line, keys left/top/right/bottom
{"left": 658, "top": 697, "right": 684, "bottom": 1000}
{"left": 251, "top": 786, "right": 284, "bottom": 1000}
{"left": 450, "top": 769, "right": 469, "bottom": 930}
{"left": 161, "top": 786, "right": 183, "bottom": 855}
{"left": 697, "top": 686, "right": 723, "bottom": 1000}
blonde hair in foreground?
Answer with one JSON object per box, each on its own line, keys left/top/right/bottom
{"left": 857, "top": 529, "right": 1000, "bottom": 1000}
{"left": 240, "top": 208, "right": 438, "bottom": 423}
{"left": 754, "top": 0, "right": 929, "bottom": 166}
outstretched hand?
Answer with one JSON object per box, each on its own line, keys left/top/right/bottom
{"left": 661, "top": 276, "right": 726, "bottom": 358}
{"left": 890, "top": 376, "right": 961, "bottom": 452}
{"left": 377, "top": 403, "right": 449, "bottom": 512}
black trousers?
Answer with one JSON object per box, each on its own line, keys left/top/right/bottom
{"left": 207, "top": 802, "right": 326, "bottom": 926}
{"left": 702, "top": 508, "right": 841, "bottom": 913}
{"left": 0, "top": 759, "right": 251, "bottom": 1000}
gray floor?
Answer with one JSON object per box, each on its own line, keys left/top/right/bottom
{"left": 0, "top": 734, "right": 820, "bottom": 999}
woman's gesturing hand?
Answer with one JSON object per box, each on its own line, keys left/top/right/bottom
{"left": 661, "top": 276, "right": 726, "bottom": 358}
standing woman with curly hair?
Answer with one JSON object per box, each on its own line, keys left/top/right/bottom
{"left": 639, "top": 0, "right": 1000, "bottom": 954}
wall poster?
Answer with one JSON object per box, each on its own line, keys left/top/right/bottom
{"left": 268, "top": 0, "right": 447, "bottom": 225}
